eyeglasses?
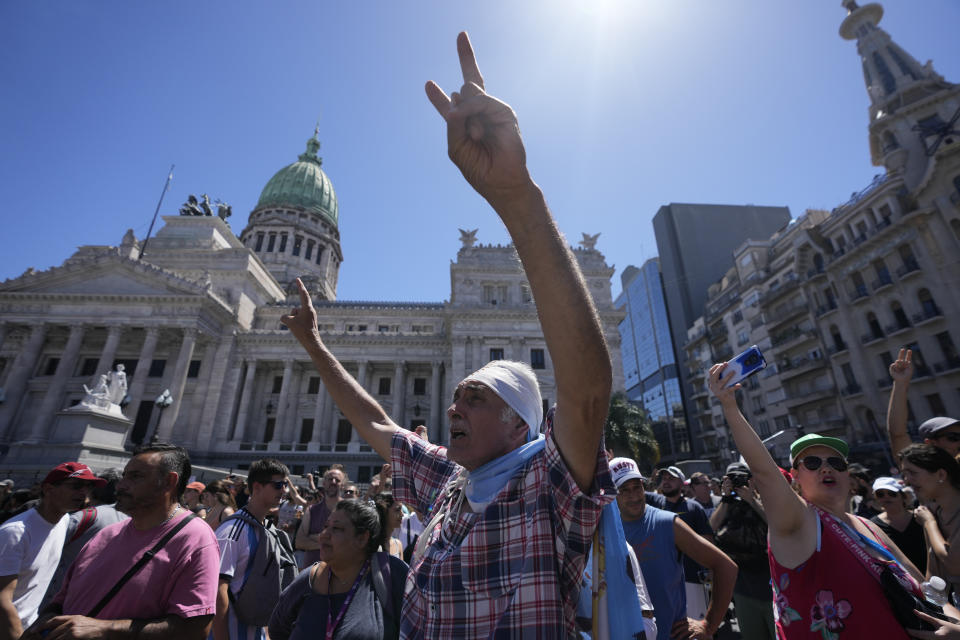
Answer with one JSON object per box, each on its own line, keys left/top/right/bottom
{"left": 933, "top": 433, "right": 960, "bottom": 443}
{"left": 875, "top": 489, "right": 899, "bottom": 498}
{"left": 343, "top": 489, "right": 356, "bottom": 496}
{"left": 271, "top": 480, "right": 289, "bottom": 490}
{"left": 795, "top": 456, "right": 848, "bottom": 472}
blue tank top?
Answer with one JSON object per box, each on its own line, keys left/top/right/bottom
{"left": 622, "top": 506, "right": 685, "bottom": 640}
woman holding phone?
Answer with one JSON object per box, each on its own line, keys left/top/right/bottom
{"left": 708, "top": 362, "right": 934, "bottom": 639}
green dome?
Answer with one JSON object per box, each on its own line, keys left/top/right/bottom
{"left": 256, "top": 135, "right": 338, "bottom": 226}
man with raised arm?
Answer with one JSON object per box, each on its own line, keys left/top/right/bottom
{"left": 281, "top": 32, "right": 614, "bottom": 639}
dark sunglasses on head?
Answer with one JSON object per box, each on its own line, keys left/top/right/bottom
{"left": 271, "top": 480, "right": 289, "bottom": 490}
{"left": 796, "top": 456, "right": 848, "bottom": 472}
{"left": 934, "top": 432, "right": 960, "bottom": 443}
{"left": 875, "top": 489, "right": 899, "bottom": 498}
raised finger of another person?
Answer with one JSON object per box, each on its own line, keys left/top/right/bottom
{"left": 457, "top": 32, "right": 484, "bottom": 90}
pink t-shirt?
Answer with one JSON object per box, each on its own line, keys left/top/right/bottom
{"left": 53, "top": 510, "right": 219, "bottom": 620}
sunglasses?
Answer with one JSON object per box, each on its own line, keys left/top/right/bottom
{"left": 796, "top": 456, "right": 848, "bottom": 472}
{"left": 933, "top": 433, "right": 960, "bottom": 443}
{"left": 875, "top": 489, "right": 900, "bottom": 498}
{"left": 271, "top": 480, "right": 289, "bottom": 490}
{"left": 343, "top": 489, "right": 356, "bottom": 496}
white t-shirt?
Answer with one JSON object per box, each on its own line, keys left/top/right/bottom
{"left": 0, "top": 508, "right": 68, "bottom": 626}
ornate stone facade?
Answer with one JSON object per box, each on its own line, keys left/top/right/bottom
{"left": 0, "top": 149, "right": 622, "bottom": 482}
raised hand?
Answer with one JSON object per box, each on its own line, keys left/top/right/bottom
{"left": 425, "top": 32, "right": 529, "bottom": 206}
{"left": 707, "top": 363, "right": 739, "bottom": 406}
{"left": 890, "top": 348, "right": 914, "bottom": 383}
{"left": 280, "top": 278, "right": 321, "bottom": 347}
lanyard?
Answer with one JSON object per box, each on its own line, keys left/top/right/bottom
{"left": 325, "top": 559, "right": 370, "bottom": 640}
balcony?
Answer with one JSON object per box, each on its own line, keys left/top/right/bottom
{"left": 771, "top": 327, "right": 818, "bottom": 352}
{"left": 768, "top": 301, "right": 809, "bottom": 328}
{"left": 827, "top": 343, "right": 848, "bottom": 358}
{"left": 779, "top": 355, "right": 826, "bottom": 380}
{"left": 884, "top": 322, "right": 912, "bottom": 337}
{"left": 896, "top": 259, "right": 922, "bottom": 279}
{"left": 760, "top": 276, "right": 801, "bottom": 306}
{"left": 750, "top": 315, "right": 766, "bottom": 329}
{"left": 815, "top": 302, "right": 839, "bottom": 318}
{"left": 934, "top": 358, "right": 960, "bottom": 374}
{"left": 871, "top": 273, "right": 894, "bottom": 293}
{"left": 840, "top": 383, "right": 863, "bottom": 397}
{"left": 807, "top": 266, "right": 827, "bottom": 281}
{"left": 913, "top": 307, "right": 944, "bottom": 326}
{"left": 860, "top": 331, "right": 885, "bottom": 346}
{"left": 784, "top": 383, "right": 836, "bottom": 409}
{"left": 849, "top": 285, "right": 870, "bottom": 304}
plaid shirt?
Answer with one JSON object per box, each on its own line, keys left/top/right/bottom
{"left": 391, "top": 415, "right": 614, "bottom": 639}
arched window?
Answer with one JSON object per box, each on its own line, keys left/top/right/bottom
{"left": 830, "top": 325, "right": 845, "bottom": 352}
{"left": 890, "top": 301, "right": 910, "bottom": 329}
{"left": 866, "top": 312, "right": 884, "bottom": 340}
{"left": 918, "top": 289, "right": 940, "bottom": 319}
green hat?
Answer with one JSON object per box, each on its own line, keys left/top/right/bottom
{"left": 790, "top": 434, "right": 849, "bottom": 465}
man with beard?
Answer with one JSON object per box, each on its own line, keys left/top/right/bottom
{"left": 295, "top": 466, "right": 344, "bottom": 567}
{"left": 24, "top": 444, "right": 219, "bottom": 640}
{"left": 280, "top": 32, "right": 614, "bottom": 638}
{"left": 646, "top": 466, "right": 714, "bottom": 623}
{"left": 0, "top": 462, "right": 103, "bottom": 639}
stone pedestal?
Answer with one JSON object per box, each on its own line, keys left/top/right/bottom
{"left": 1, "top": 406, "right": 133, "bottom": 482}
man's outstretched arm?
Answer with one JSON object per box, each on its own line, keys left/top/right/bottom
{"left": 281, "top": 279, "right": 398, "bottom": 461}
{"left": 425, "top": 33, "right": 611, "bottom": 491}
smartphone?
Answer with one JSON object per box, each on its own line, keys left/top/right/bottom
{"left": 724, "top": 345, "right": 767, "bottom": 388}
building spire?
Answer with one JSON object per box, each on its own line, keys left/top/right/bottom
{"left": 839, "top": 1, "right": 943, "bottom": 112}
{"left": 300, "top": 122, "right": 323, "bottom": 166}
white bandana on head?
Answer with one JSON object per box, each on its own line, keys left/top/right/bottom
{"left": 464, "top": 360, "right": 543, "bottom": 441}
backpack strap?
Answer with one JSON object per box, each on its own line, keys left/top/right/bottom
{"left": 369, "top": 551, "right": 393, "bottom": 621}
{"left": 87, "top": 513, "right": 197, "bottom": 617}
{"left": 68, "top": 507, "right": 98, "bottom": 544}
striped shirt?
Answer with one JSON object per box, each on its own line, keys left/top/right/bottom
{"left": 391, "top": 415, "right": 614, "bottom": 639}
{"left": 213, "top": 508, "right": 265, "bottom": 640}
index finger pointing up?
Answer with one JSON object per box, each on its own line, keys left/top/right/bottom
{"left": 457, "top": 32, "right": 483, "bottom": 90}
{"left": 296, "top": 277, "right": 313, "bottom": 309}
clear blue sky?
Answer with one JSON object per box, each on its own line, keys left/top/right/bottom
{"left": 2, "top": 1, "right": 958, "bottom": 302}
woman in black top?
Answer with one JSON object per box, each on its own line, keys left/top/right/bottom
{"left": 869, "top": 476, "right": 927, "bottom": 574}
{"left": 269, "top": 499, "right": 408, "bottom": 640}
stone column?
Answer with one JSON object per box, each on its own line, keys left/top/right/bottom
{"left": 281, "top": 363, "right": 302, "bottom": 443}
{"left": 311, "top": 379, "right": 327, "bottom": 445}
{"left": 430, "top": 360, "right": 443, "bottom": 444}
{"left": 322, "top": 386, "right": 336, "bottom": 444}
{"left": 351, "top": 361, "right": 369, "bottom": 442}
{"left": 272, "top": 359, "right": 295, "bottom": 444}
{"left": 233, "top": 360, "right": 257, "bottom": 442}
{"left": 0, "top": 324, "right": 48, "bottom": 440}
{"left": 194, "top": 334, "right": 235, "bottom": 449}
{"left": 35, "top": 325, "right": 86, "bottom": 441}
{"left": 127, "top": 328, "right": 159, "bottom": 408}
{"left": 91, "top": 325, "right": 123, "bottom": 386}
{"left": 0, "top": 322, "right": 9, "bottom": 357}
{"left": 155, "top": 328, "right": 197, "bottom": 442}
{"left": 392, "top": 361, "right": 406, "bottom": 427}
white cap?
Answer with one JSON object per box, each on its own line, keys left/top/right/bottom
{"left": 872, "top": 477, "right": 904, "bottom": 494}
{"left": 658, "top": 466, "right": 686, "bottom": 482}
{"left": 610, "top": 457, "right": 645, "bottom": 488}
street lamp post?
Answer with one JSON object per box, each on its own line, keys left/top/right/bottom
{"left": 150, "top": 389, "right": 173, "bottom": 444}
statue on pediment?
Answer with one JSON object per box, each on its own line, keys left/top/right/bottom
{"left": 217, "top": 202, "right": 232, "bottom": 221}
{"left": 459, "top": 228, "right": 478, "bottom": 248}
{"left": 579, "top": 232, "right": 600, "bottom": 251}
{"left": 179, "top": 195, "right": 204, "bottom": 216}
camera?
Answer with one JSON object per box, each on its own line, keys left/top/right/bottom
{"left": 727, "top": 473, "right": 750, "bottom": 488}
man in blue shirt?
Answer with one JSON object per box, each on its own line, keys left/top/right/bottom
{"left": 612, "top": 458, "right": 736, "bottom": 640}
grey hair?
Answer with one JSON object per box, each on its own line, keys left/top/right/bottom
{"left": 499, "top": 405, "right": 520, "bottom": 425}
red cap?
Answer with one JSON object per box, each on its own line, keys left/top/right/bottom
{"left": 43, "top": 462, "right": 106, "bottom": 487}
{"left": 186, "top": 481, "right": 206, "bottom": 492}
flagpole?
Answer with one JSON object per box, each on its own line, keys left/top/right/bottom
{"left": 137, "top": 164, "right": 175, "bottom": 260}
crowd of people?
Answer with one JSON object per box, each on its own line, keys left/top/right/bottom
{"left": 1, "top": 31, "right": 959, "bottom": 640}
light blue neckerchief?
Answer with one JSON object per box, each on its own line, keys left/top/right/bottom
{"left": 462, "top": 434, "right": 546, "bottom": 511}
